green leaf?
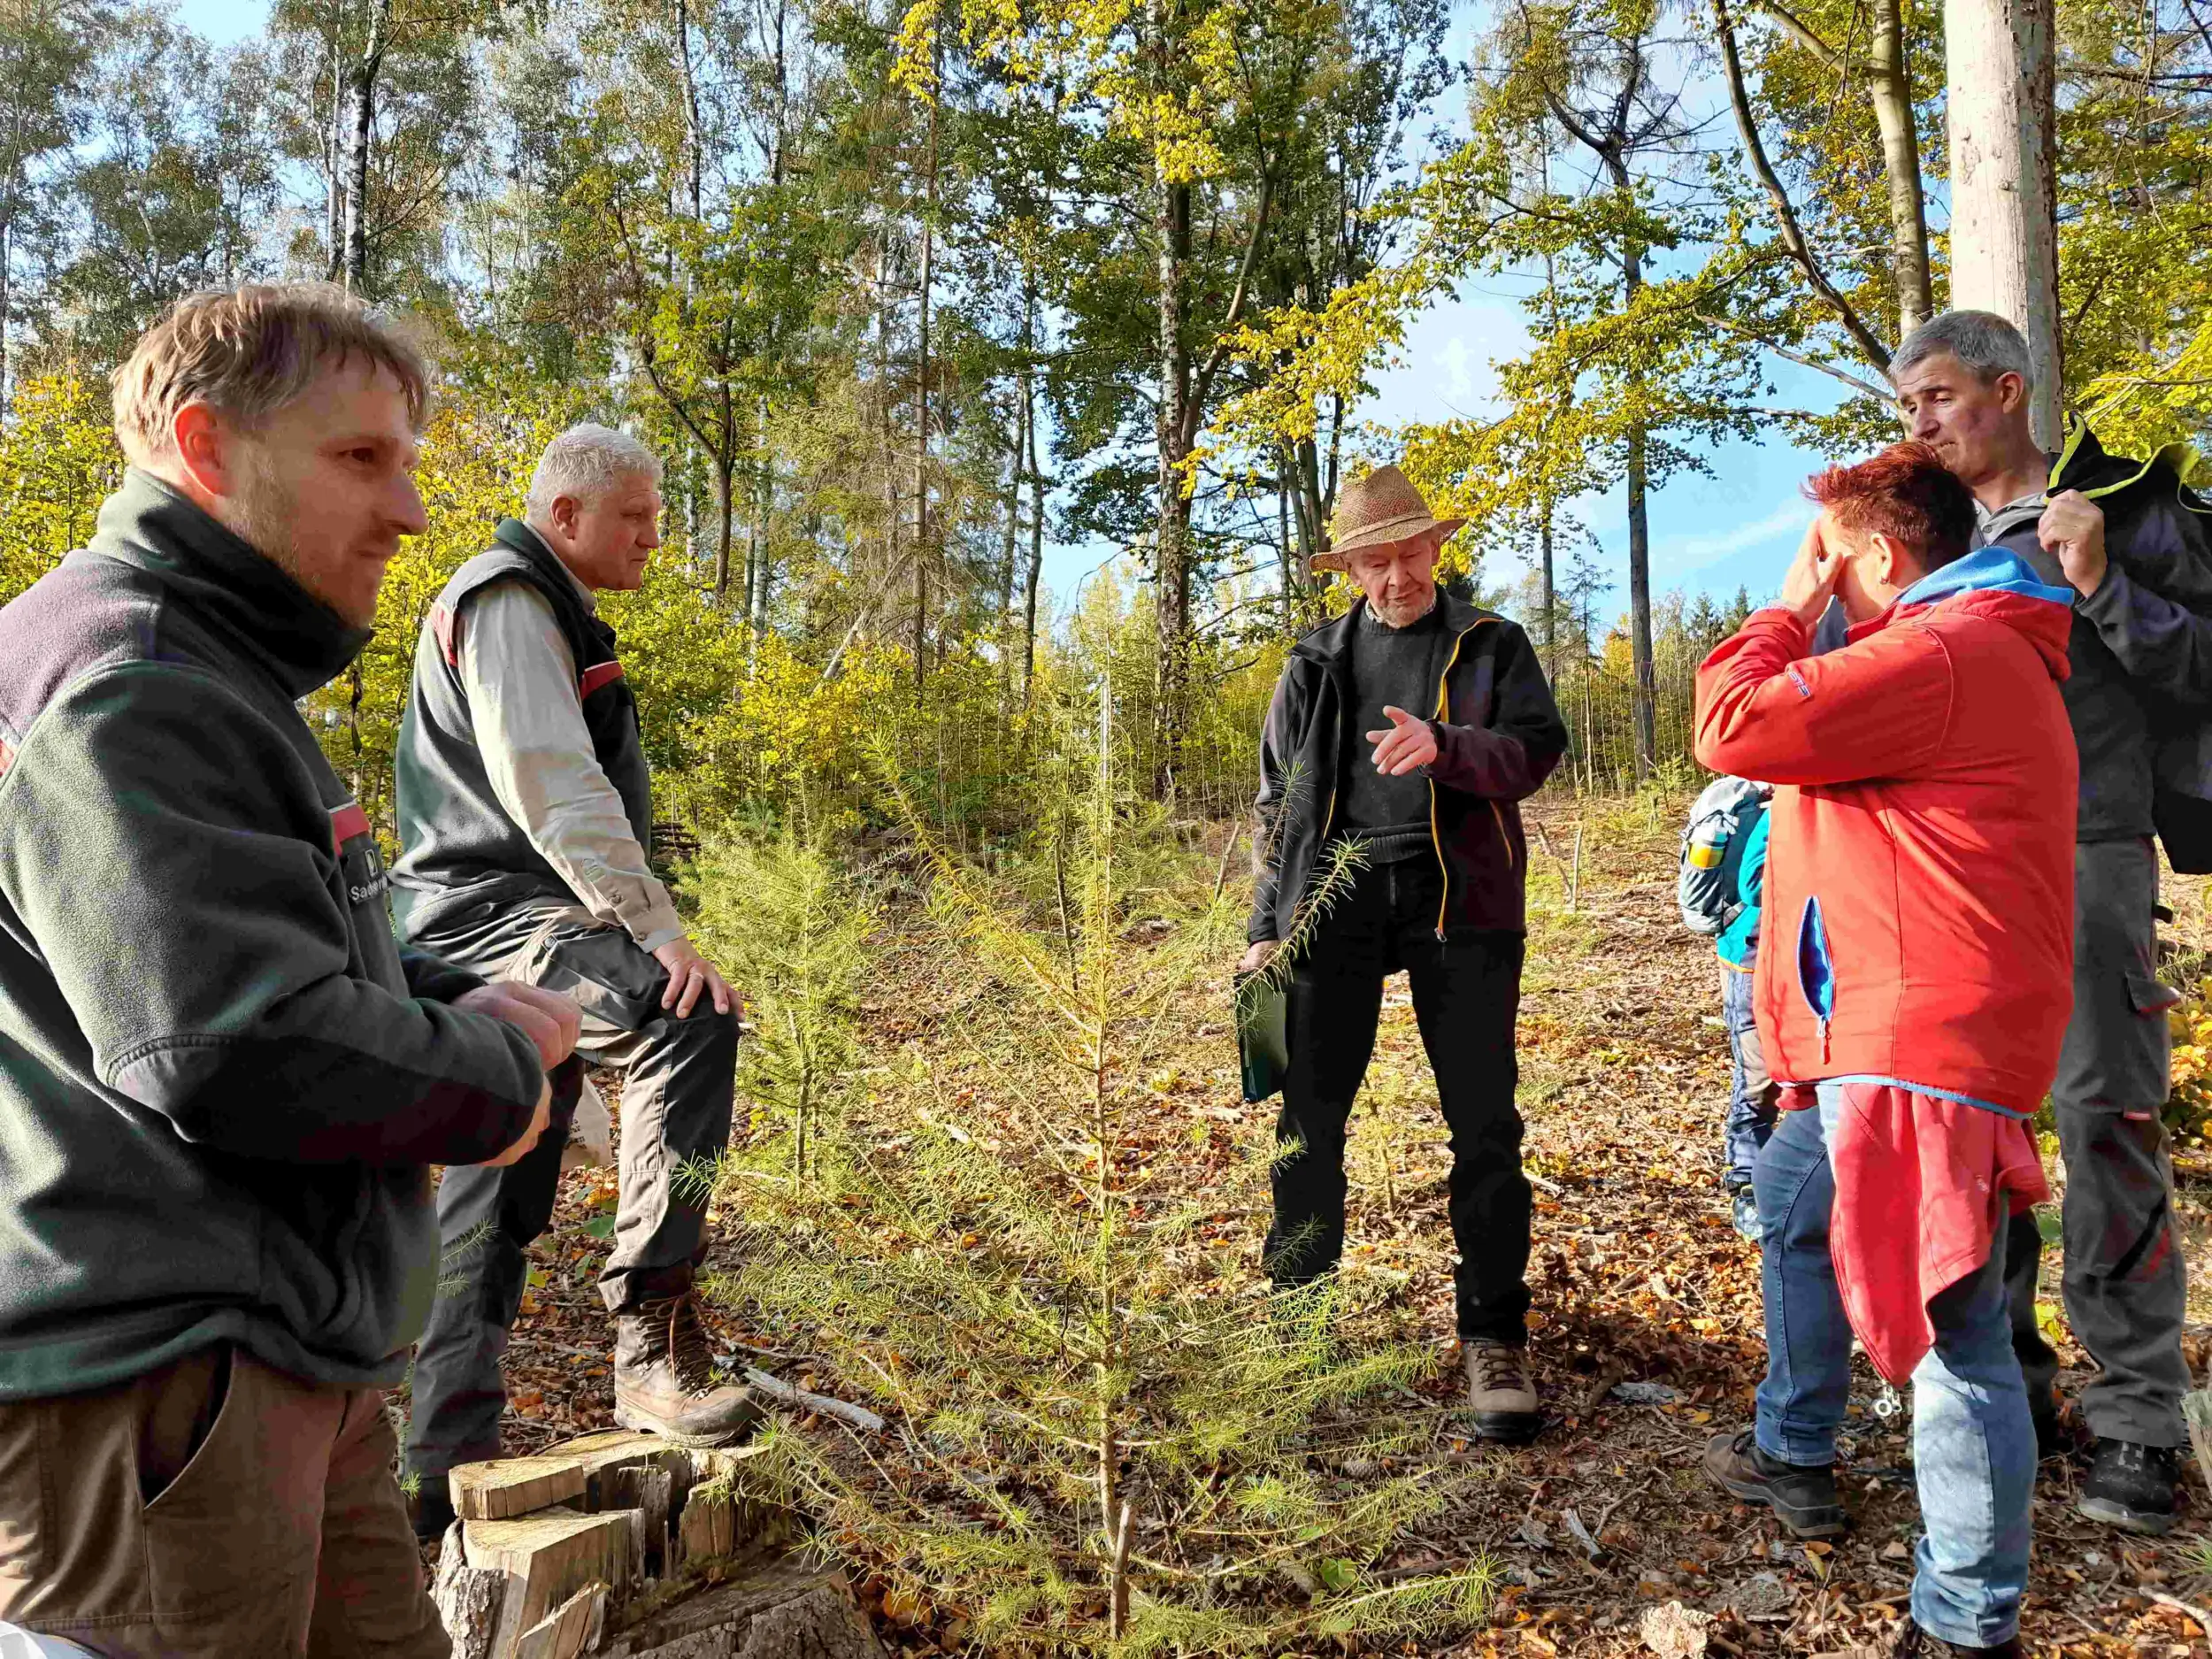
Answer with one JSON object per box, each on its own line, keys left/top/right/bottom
{"left": 1315, "top": 1557, "right": 1357, "bottom": 1594}
{"left": 582, "top": 1216, "right": 618, "bottom": 1240}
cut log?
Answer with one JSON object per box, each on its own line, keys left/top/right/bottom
{"left": 605, "top": 1557, "right": 857, "bottom": 1656}
{"left": 513, "top": 1582, "right": 607, "bottom": 1659}
{"left": 449, "top": 1455, "right": 590, "bottom": 1522}
{"left": 465, "top": 1506, "right": 638, "bottom": 1656}
{"left": 733, "top": 1586, "right": 885, "bottom": 1659}
{"left": 539, "top": 1427, "right": 699, "bottom": 1517}
{"left": 676, "top": 1483, "right": 735, "bottom": 1567}
{"left": 626, "top": 1635, "right": 731, "bottom": 1659}
{"left": 607, "top": 1464, "right": 672, "bottom": 1575}
{"left": 433, "top": 1519, "right": 511, "bottom": 1659}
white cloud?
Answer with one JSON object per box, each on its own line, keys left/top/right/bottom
{"left": 1440, "top": 335, "right": 1471, "bottom": 401}
{"left": 1654, "top": 497, "right": 1815, "bottom": 577}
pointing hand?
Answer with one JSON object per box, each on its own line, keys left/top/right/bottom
{"left": 1365, "top": 705, "right": 1440, "bottom": 777}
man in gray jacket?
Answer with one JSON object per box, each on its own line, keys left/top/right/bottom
{"left": 394, "top": 425, "right": 755, "bottom": 1538}
{"left": 1898, "top": 309, "right": 2212, "bottom": 1535}
{"left": 0, "top": 284, "right": 574, "bottom": 1655}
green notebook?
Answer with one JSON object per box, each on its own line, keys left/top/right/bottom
{"left": 1234, "top": 972, "right": 1290, "bottom": 1103}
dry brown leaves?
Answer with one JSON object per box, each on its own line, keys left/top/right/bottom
{"left": 437, "top": 798, "right": 2212, "bottom": 1657}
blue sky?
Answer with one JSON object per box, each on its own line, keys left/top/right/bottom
{"left": 173, "top": 0, "right": 1844, "bottom": 617}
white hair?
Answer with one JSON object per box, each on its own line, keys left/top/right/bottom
{"left": 524, "top": 424, "right": 663, "bottom": 521}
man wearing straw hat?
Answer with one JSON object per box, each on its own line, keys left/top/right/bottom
{"left": 1241, "top": 463, "right": 1570, "bottom": 1442}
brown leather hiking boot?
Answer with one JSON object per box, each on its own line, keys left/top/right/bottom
{"left": 613, "top": 1294, "right": 764, "bottom": 1448}
{"left": 1463, "top": 1342, "right": 1541, "bottom": 1444}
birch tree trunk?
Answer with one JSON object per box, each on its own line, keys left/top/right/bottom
{"left": 341, "top": 0, "right": 392, "bottom": 296}
{"left": 1946, "top": 0, "right": 2062, "bottom": 445}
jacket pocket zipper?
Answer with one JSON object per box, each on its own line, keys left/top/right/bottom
{"left": 1429, "top": 617, "right": 1492, "bottom": 939}
{"left": 1796, "top": 895, "right": 1835, "bottom": 1064}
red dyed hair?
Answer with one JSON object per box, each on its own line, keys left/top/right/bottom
{"left": 1802, "top": 441, "right": 1976, "bottom": 572}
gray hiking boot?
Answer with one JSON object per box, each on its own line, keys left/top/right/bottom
{"left": 614, "top": 1294, "right": 764, "bottom": 1448}
{"left": 1464, "top": 1341, "right": 1542, "bottom": 1444}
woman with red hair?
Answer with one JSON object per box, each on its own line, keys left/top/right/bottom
{"left": 1692, "top": 442, "right": 2078, "bottom": 1659}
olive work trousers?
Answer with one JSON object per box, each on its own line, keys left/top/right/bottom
{"left": 0, "top": 1345, "right": 444, "bottom": 1658}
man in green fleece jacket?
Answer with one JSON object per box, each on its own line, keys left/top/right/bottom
{"left": 0, "top": 285, "right": 579, "bottom": 1657}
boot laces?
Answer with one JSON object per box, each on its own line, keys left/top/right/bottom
{"left": 640, "top": 1294, "right": 722, "bottom": 1396}
{"left": 1470, "top": 1345, "right": 1529, "bottom": 1393}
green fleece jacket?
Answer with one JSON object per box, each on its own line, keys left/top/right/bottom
{"left": 0, "top": 471, "right": 546, "bottom": 1399}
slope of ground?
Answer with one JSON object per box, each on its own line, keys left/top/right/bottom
{"left": 472, "top": 794, "right": 2212, "bottom": 1656}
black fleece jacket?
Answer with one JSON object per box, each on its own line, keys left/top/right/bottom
{"left": 0, "top": 472, "right": 545, "bottom": 1400}
{"left": 1248, "top": 593, "right": 1569, "bottom": 942}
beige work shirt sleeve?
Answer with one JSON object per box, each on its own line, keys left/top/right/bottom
{"left": 457, "top": 581, "right": 687, "bottom": 952}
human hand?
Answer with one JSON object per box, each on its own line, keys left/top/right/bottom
{"left": 483, "top": 1076, "right": 554, "bottom": 1169}
{"left": 1366, "top": 705, "right": 1440, "bottom": 778}
{"left": 652, "top": 936, "right": 738, "bottom": 1019}
{"left": 1238, "top": 940, "right": 1279, "bottom": 975}
{"left": 1780, "top": 515, "right": 1843, "bottom": 628}
{"left": 2039, "top": 490, "right": 2108, "bottom": 597}
{"left": 454, "top": 981, "right": 582, "bottom": 1071}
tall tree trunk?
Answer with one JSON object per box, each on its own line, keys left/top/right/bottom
{"left": 749, "top": 392, "right": 772, "bottom": 637}
{"left": 1153, "top": 168, "right": 1194, "bottom": 795}
{"left": 710, "top": 451, "right": 734, "bottom": 598}
{"left": 998, "top": 391, "right": 1025, "bottom": 703}
{"left": 1538, "top": 498, "right": 1556, "bottom": 680}
{"left": 1, "top": 219, "right": 11, "bottom": 408}
{"left": 1946, "top": 0, "right": 2062, "bottom": 444}
{"left": 675, "top": 0, "right": 704, "bottom": 219}
{"left": 911, "top": 42, "right": 941, "bottom": 702}
{"left": 1023, "top": 336, "right": 1046, "bottom": 706}
{"left": 1622, "top": 227, "right": 1655, "bottom": 779}
{"left": 1869, "top": 0, "right": 1934, "bottom": 338}
{"left": 342, "top": 0, "right": 392, "bottom": 296}
{"left": 324, "top": 22, "right": 345, "bottom": 278}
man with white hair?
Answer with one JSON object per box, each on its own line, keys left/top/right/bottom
{"left": 392, "top": 424, "right": 755, "bottom": 1537}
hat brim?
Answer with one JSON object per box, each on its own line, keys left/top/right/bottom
{"left": 1308, "top": 516, "right": 1465, "bottom": 576}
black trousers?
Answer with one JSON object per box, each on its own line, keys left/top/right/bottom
{"left": 2003, "top": 838, "right": 2189, "bottom": 1448}
{"left": 403, "top": 902, "right": 741, "bottom": 1480}
{"left": 1264, "top": 856, "right": 1532, "bottom": 1343}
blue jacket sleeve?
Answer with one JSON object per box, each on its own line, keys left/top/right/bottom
{"left": 1737, "top": 807, "right": 1769, "bottom": 910}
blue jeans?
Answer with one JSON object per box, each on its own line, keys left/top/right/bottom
{"left": 1720, "top": 965, "right": 1778, "bottom": 1191}
{"left": 1752, "top": 1083, "right": 2034, "bottom": 1648}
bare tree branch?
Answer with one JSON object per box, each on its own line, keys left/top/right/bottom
{"left": 1697, "top": 311, "right": 1894, "bottom": 399}
{"left": 1711, "top": 0, "right": 1893, "bottom": 372}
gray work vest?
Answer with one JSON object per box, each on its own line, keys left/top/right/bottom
{"left": 390, "top": 519, "right": 653, "bottom": 938}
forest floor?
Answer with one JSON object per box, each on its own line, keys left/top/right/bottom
{"left": 450, "top": 793, "right": 2212, "bottom": 1657}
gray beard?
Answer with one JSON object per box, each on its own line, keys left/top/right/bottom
{"left": 1368, "top": 588, "right": 1439, "bottom": 630}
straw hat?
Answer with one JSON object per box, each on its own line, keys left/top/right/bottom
{"left": 1311, "top": 465, "right": 1465, "bottom": 574}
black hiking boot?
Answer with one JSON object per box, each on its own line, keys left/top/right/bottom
{"left": 410, "top": 1474, "right": 457, "bottom": 1545}
{"left": 1702, "top": 1426, "right": 1847, "bottom": 1537}
{"left": 2078, "top": 1438, "right": 2181, "bottom": 1535}
{"left": 614, "top": 1293, "right": 764, "bottom": 1448}
{"left": 1876, "top": 1617, "right": 2022, "bottom": 1656}
{"left": 2029, "top": 1385, "right": 2084, "bottom": 1464}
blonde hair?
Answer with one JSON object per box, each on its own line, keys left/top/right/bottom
{"left": 110, "top": 283, "right": 432, "bottom": 465}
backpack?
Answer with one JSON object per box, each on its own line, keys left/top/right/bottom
{"left": 1679, "top": 775, "right": 1768, "bottom": 936}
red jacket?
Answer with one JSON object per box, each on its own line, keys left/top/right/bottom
{"left": 1694, "top": 549, "right": 2078, "bottom": 1380}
